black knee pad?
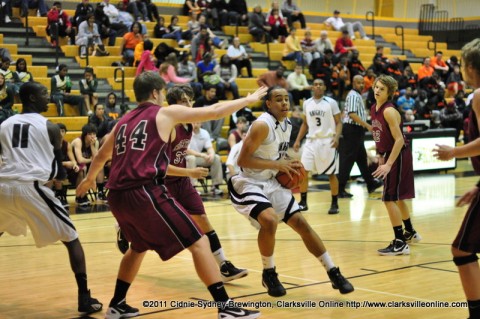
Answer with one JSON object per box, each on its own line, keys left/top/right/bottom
{"left": 453, "top": 254, "right": 478, "bottom": 266}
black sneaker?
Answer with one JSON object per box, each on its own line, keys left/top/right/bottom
{"left": 327, "top": 267, "right": 354, "bottom": 294}
{"left": 115, "top": 225, "right": 130, "bottom": 254}
{"left": 338, "top": 191, "right": 353, "bottom": 198}
{"left": 262, "top": 267, "right": 286, "bottom": 297}
{"left": 220, "top": 260, "right": 248, "bottom": 282}
{"left": 98, "top": 191, "right": 108, "bottom": 201}
{"left": 76, "top": 196, "right": 90, "bottom": 206}
{"left": 367, "top": 179, "right": 383, "bottom": 193}
{"left": 218, "top": 305, "right": 261, "bottom": 319}
{"left": 298, "top": 201, "right": 308, "bottom": 211}
{"left": 105, "top": 299, "right": 139, "bottom": 319}
{"left": 78, "top": 290, "right": 102, "bottom": 314}
{"left": 403, "top": 229, "right": 422, "bottom": 243}
{"left": 377, "top": 239, "right": 410, "bottom": 256}
{"left": 328, "top": 203, "right": 339, "bottom": 214}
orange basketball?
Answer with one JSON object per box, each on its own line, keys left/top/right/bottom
{"left": 276, "top": 165, "right": 307, "bottom": 189}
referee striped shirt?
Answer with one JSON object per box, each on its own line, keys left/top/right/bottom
{"left": 342, "top": 89, "right": 367, "bottom": 126}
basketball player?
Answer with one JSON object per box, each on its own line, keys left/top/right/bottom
{"left": 0, "top": 82, "right": 102, "bottom": 315}
{"left": 115, "top": 84, "right": 249, "bottom": 282}
{"left": 293, "top": 78, "right": 342, "bottom": 214}
{"left": 434, "top": 38, "right": 480, "bottom": 319}
{"left": 370, "top": 75, "right": 421, "bottom": 256}
{"left": 228, "top": 86, "right": 354, "bottom": 297}
{"left": 77, "top": 72, "right": 265, "bottom": 319}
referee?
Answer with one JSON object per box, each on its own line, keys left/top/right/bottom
{"left": 338, "top": 75, "right": 382, "bottom": 197}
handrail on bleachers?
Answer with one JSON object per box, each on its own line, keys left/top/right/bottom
{"left": 78, "top": 44, "right": 89, "bottom": 66}
{"left": 114, "top": 67, "right": 127, "bottom": 113}
{"left": 395, "top": 25, "right": 405, "bottom": 55}
{"left": 366, "top": 11, "right": 375, "bottom": 39}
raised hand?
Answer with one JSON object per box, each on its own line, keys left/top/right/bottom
{"left": 245, "top": 86, "right": 268, "bottom": 103}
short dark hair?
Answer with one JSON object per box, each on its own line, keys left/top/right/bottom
{"left": 57, "top": 123, "right": 67, "bottom": 131}
{"left": 166, "top": 84, "right": 194, "bottom": 105}
{"left": 143, "top": 40, "right": 153, "bottom": 51}
{"left": 81, "top": 123, "right": 97, "bottom": 141}
{"left": 133, "top": 71, "right": 166, "bottom": 102}
{"left": 203, "top": 83, "right": 216, "bottom": 91}
{"left": 263, "top": 86, "right": 287, "bottom": 111}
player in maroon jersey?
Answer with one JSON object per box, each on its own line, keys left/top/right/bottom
{"left": 434, "top": 38, "right": 480, "bottom": 319}
{"left": 77, "top": 71, "right": 267, "bottom": 319}
{"left": 370, "top": 75, "right": 421, "bottom": 256}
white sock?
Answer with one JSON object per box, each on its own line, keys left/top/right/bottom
{"left": 212, "top": 248, "right": 227, "bottom": 266}
{"left": 261, "top": 255, "right": 275, "bottom": 269}
{"left": 318, "top": 252, "right": 335, "bottom": 271}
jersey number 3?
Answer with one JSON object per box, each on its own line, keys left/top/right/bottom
{"left": 12, "top": 123, "right": 30, "bottom": 148}
{"left": 115, "top": 121, "right": 148, "bottom": 155}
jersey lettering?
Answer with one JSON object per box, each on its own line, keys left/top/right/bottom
{"left": 130, "top": 120, "right": 148, "bottom": 151}
{"left": 12, "top": 123, "right": 30, "bottom": 148}
{"left": 115, "top": 124, "right": 127, "bottom": 155}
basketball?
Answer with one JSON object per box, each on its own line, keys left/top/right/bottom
{"left": 276, "top": 165, "right": 307, "bottom": 189}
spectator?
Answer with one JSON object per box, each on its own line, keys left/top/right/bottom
{"left": 440, "top": 101, "right": 463, "bottom": 142}
{"left": 324, "top": 10, "right": 369, "bottom": 40}
{"left": 159, "top": 52, "right": 191, "bottom": 88}
{"left": 0, "top": 57, "right": 14, "bottom": 85}
{"left": 214, "top": 54, "right": 239, "bottom": 99}
{"left": 363, "top": 68, "right": 376, "bottom": 96}
{"left": 101, "top": 0, "right": 133, "bottom": 31}
{"left": 347, "top": 49, "right": 366, "bottom": 80}
{"left": 283, "top": 28, "right": 303, "bottom": 65}
{"left": 396, "top": 87, "right": 416, "bottom": 115}
{"left": 331, "top": 57, "right": 350, "bottom": 101}
{"left": 373, "top": 46, "right": 389, "bottom": 69}
{"left": 120, "top": 21, "right": 144, "bottom": 66}
{"left": 1, "top": 0, "right": 12, "bottom": 23}
{"left": 73, "top": 0, "right": 95, "bottom": 27}
{"left": 203, "top": 0, "right": 228, "bottom": 30}
{"left": 104, "top": 92, "right": 122, "bottom": 120}
{"left": 418, "top": 57, "right": 435, "bottom": 81}
{"left": 446, "top": 64, "right": 465, "bottom": 97}
{"left": 229, "top": 107, "right": 257, "bottom": 131}
{"left": 187, "top": 11, "right": 201, "bottom": 37}
{"left": 19, "top": 0, "right": 48, "bottom": 17}
{"left": 88, "top": 103, "right": 110, "bottom": 139}
{"left": 314, "top": 30, "right": 334, "bottom": 55}
{"left": 0, "top": 73, "right": 15, "bottom": 123}
{"left": 267, "top": 8, "right": 288, "bottom": 43}
{"left": 197, "top": 52, "right": 220, "bottom": 97}
{"left": 141, "top": 0, "right": 159, "bottom": 22}
{"left": 169, "top": 14, "right": 193, "bottom": 41}
{"left": 186, "top": 122, "right": 225, "bottom": 195}
{"left": 154, "top": 16, "right": 186, "bottom": 47}
{"left": 79, "top": 67, "right": 98, "bottom": 115}
{"left": 193, "top": 84, "right": 225, "bottom": 147}
{"left": 183, "top": 0, "right": 205, "bottom": 16}
{"left": 248, "top": 5, "right": 271, "bottom": 43}
{"left": 226, "top": 125, "right": 248, "bottom": 179}
{"left": 47, "top": 1, "right": 75, "bottom": 47}
{"left": 265, "top": 0, "right": 284, "bottom": 22}
{"left": 190, "top": 24, "right": 223, "bottom": 62}
{"left": 153, "top": 42, "right": 179, "bottom": 67}
{"left": 309, "top": 48, "right": 334, "bottom": 93}
{"left": 281, "top": 0, "right": 306, "bottom": 29}
{"left": 301, "top": 30, "right": 320, "bottom": 66}
{"left": 177, "top": 51, "right": 203, "bottom": 98}
{"left": 430, "top": 50, "right": 449, "bottom": 80}
{"left": 136, "top": 39, "right": 158, "bottom": 75}
{"left": 0, "top": 47, "right": 13, "bottom": 63}
{"left": 75, "top": 13, "right": 103, "bottom": 57}
{"left": 257, "top": 66, "right": 293, "bottom": 108}
{"left": 50, "top": 64, "right": 85, "bottom": 117}
{"left": 398, "top": 65, "right": 417, "bottom": 91}
{"left": 334, "top": 30, "right": 356, "bottom": 61}
{"left": 94, "top": 2, "right": 121, "bottom": 46}
{"left": 227, "top": 37, "right": 253, "bottom": 78}
{"left": 227, "top": 0, "right": 248, "bottom": 26}
{"left": 287, "top": 64, "right": 311, "bottom": 106}
{"left": 12, "top": 58, "right": 34, "bottom": 95}
{"left": 227, "top": 116, "right": 248, "bottom": 149}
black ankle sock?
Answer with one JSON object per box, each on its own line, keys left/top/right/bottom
{"left": 301, "top": 192, "right": 307, "bottom": 203}
{"left": 403, "top": 218, "right": 414, "bottom": 232}
{"left": 207, "top": 282, "right": 229, "bottom": 303}
{"left": 206, "top": 230, "right": 222, "bottom": 253}
{"left": 97, "top": 183, "right": 104, "bottom": 194}
{"left": 332, "top": 195, "right": 338, "bottom": 205}
{"left": 393, "top": 226, "right": 405, "bottom": 241}
{"left": 109, "top": 279, "right": 131, "bottom": 307}
{"left": 75, "top": 273, "right": 88, "bottom": 294}
{"left": 468, "top": 300, "right": 480, "bottom": 318}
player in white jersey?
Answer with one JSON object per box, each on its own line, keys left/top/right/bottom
{"left": 228, "top": 86, "right": 354, "bottom": 297}
{"left": 293, "top": 78, "right": 342, "bottom": 214}
{"left": 0, "top": 82, "right": 102, "bottom": 315}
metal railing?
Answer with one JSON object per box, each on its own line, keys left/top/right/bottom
{"left": 395, "top": 25, "right": 404, "bottom": 55}
{"left": 427, "top": 40, "right": 437, "bottom": 53}
{"left": 77, "top": 44, "right": 89, "bottom": 66}
{"left": 114, "top": 67, "right": 126, "bottom": 112}
{"left": 365, "top": 11, "right": 375, "bottom": 40}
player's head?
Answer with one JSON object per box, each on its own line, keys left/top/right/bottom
{"left": 373, "top": 74, "right": 398, "bottom": 101}
{"left": 166, "top": 84, "right": 194, "bottom": 106}
{"left": 19, "top": 82, "right": 49, "bottom": 114}
{"left": 133, "top": 71, "right": 166, "bottom": 103}
{"left": 461, "top": 38, "right": 480, "bottom": 87}
{"left": 312, "top": 78, "right": 326, "bottom": 98}
{"left": 263, "top": 86, "right": 290, "bottom": 120}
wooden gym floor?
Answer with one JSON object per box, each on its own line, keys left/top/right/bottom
{"left": 0, "top": 160, "right": 475, "bottom": 319}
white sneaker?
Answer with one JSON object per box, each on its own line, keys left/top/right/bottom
{"left": 212, "top": 187, "right": 224, "bottom": 196}
{"left": 363, "top": 36, "right": 371, "bottom": 40}
{"left": 5, "top": 15, "right": 11, "bottom": 23}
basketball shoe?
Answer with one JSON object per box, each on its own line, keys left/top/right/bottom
{"left": 115, "top": 224, "right": 130, "bottom": 254}
{"left": 220, "top": 260, "right": 249, "bottom": 282}
{"left": 78, "top": 290, "right": 102, "bottom": 314}
{"left": 328, "top": 203, "right": 339, "bottom": 214}
{"left": 327, "top": 267, "right": 354, "bottom": 294}
{"left": 218, "top": 305, "right": 261, "bottom": 319}
{"left": 404, "top": 229, "right": 422, "bottom": 243}
{"left": 105, "top": 299, "right": 139, "bottom": 319}
{"left": 378, "top": 239, "right": 410, "bottom": 256}
{"left": 298, "top": 201, "right": 308, "bottom": 211}
{"left": 262, "top": 267, "right": 286, "bottom": 297}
